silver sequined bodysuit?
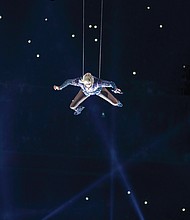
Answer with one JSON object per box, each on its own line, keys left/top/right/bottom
{"left": 59, "top": 76, "right": 117, "bottom": 96}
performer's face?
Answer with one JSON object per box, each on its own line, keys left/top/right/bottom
{"left": 82, "top": 73, "right": 94, "bottom": 88}
{"left": 84, "top": 81, "right": 92, "bottom": 88}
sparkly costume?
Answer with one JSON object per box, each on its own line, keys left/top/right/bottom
{"left": 59, "top": 76, "right": 123, "bottom": 115}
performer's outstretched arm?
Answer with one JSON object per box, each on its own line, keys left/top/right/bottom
{"left": 54, "top": 78, "right": 80, "bottom": 90}
{"left": 101, "top": 80, "right": 123, "bottom": 94}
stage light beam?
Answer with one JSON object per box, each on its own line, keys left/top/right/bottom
{"left": 89, "top": 107, "right": 145, "bottom": 220}
{"left": 42, "top": 174, "right": 109, "bottom": 220}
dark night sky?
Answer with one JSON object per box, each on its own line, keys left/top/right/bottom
{"left": 0, "top": 0, "right": 190, "bottom": 219}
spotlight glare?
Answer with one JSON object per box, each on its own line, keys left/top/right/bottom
{"left": 85, "top": 196, "right": 89, "bottom": 201}
{"left": 182, "top": 208, "right": 186, "bottom": 212}
{"left": 45, "top": 18, "right": 48, "bottom": 21}
{"left": 94, "top": 25, "right": 98, "bottom": 28}
{"left": 144, "top": 201, "right": 148, "bottom": 205}
{"left": 132, "top": 71, "right": 137, "bottom": 75}
{"left": 159, "top": 24, "right": 163, "bottom": 28}
{"left": 147, "top": 6, "right": 151, "bottom": 10}
{"left": 94, "top": 38, "right": 98, "bottom": 42}
{"left": 101, "top": 112, "right": 105, "bottom": 117}
{"left": 89, "top": 25, "right": 92, "bottom": 28}
{"left": 71, "top": 34, "right": 75, "bottom": 38}
{"left": 36, "top": 54, "right": 40, "bottom": 58}
{"left": 127, "top": 191, "right": 131, "bottom": 195}
{"left": 27, "top": 39, "right": 32, "bottom": 44}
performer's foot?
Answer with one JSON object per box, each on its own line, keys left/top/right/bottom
{"left": 117, "top": 101, "right": 123, "bottom": 107}
{"left": 74, "top": 106, "right": 85, "bottom": 115}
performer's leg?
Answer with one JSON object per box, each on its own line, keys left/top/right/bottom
{"left": 97, "top": 88, "right": 123, "bottom": 107}
{"left": 70, "top": 89, "right": 89, "bottom": 114}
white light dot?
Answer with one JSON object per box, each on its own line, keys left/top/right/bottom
{"left": 147, "top": 6, "right": 151, "bottom": 10}
{"left": 94, "top": 38, "right": 98, "bottom": 42}
{"left": 27, "top": 39, "right": 32, "bottom": 44}
{"left": 45, "top": 18, "right": 48, "bottom": 21}
{"left": 183, "top": 65, "right": 186, "bottom": 68}
{"left": 71, "top": 34, "right": 75, "bottom": 38}
{"left": 133, "top": 71, "right": 137, "bottom": 75}
{"left": 127, "top": 191, "right": 131, "bottom": 195}
{"left": 36, "top": 54, "right": 40, "bottom": 58}
{"left": 144, "top": 201, "right": 148, "bottom": 205}
{"left": 89, "top": 25, "right": 92, "bottom": 28}
{"left": 101, "top": 112, "right": 105, "bottom": 117}
{"left": 94, "top": 25, "right": 98, "bottom": 29}
{"left": 159, "top": 24, "right": 163, "bottom": 28}
{"left": 85, "top": 197, "right": 89, "bottom": 201}
{"left": 0, "top": 15, "right": 2, "bottom": 19}
{"left": 182, "top": 208, "right": 186, "bottom": 212}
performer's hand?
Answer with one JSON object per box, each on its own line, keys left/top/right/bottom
{"left": 112, "top": 88, "right": 123, "bottom": 94}
{"left": 53, "top": 85, "right": 60, "bottom": 90}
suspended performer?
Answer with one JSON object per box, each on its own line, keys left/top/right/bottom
{"left": 53, "top": 72, "right": 123, "bottom": 115}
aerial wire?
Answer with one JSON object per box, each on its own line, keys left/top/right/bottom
{"left": 98, "top": 0, "right": 104, "bottom": 79}
{"left": 82, "top": 0, "right": 104, "bottom": 78}
{"left": 82, "top": 0, "right": 85, "bottom": 76}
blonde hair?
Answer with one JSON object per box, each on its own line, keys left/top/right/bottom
{"left": 79, "top": 72, "right": 94, "bottom": 86}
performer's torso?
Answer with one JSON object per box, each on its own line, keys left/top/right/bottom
{"left": 80, "top": 77, "right": 102, "bottom": 96}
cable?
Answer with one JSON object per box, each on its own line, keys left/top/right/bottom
{"left": 82, "top": 0, "right": 85, "bottom": 76}
{"left": 82, "top": 0, "right": 104, "bottom": 78}
{"left": 98, "top": 0, "right": 104, "bottom": 79}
